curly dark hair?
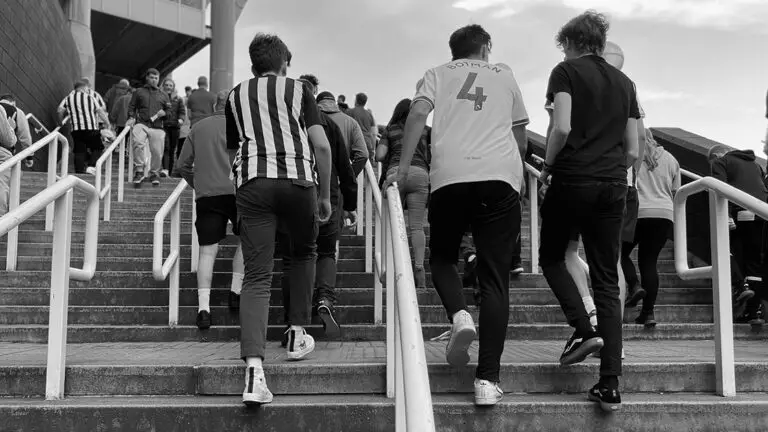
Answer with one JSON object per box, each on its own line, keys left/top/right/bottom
{"left": 248, "top": 33, "right": 292, "bottom": 76}
{"left": 449, "top": 24, "right": 491, "bottom": 61}
{"left": 556, "top": 10, "right": 610, "bottom": 56}
{"left": 299, "top": 74, "right": 319, "bottom": 88}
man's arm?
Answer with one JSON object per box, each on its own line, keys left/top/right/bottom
{"left": 396, "top": 100, "right": 432, "bottom": 175}
{"left": 349, "top": 121, "right": 369, "bottom": 175}
{"left": 634, "top": 118, "right": 646, "bottom": 176}
{"left": 544, "top": 92, "right": 571, "bottom": 166}
{"left": 512, "top": 126, "right": 527, "bottom": 160}
{"left": 623, "top": 118, "right": 639, "bottom": 168}
{"left": 375, "top": 134, "right": 389, "bottom": 162}
{"left": 0, "top": 109, "right": 17, "bottom": 149}
{"left": 332, "top": 122, "right": 357, "bottom": 211}
{"left": 174, "top": 132, "right": 195, "bottom": 188}
{"left": 14, "top": 109, "right": 32, "bottom": 152}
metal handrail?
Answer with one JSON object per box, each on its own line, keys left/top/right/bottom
{"left": 94, "top": 126, "right": 131, "bottom": 220}
{"left": 0, "top": 175, "right": 99, "bottom": 400}
{"left": 360, "top": 160, "right": 435, "bottom": 431}
{"left": 152, "top": 180, "right": 197, "bottom": 325}
{"left": 0, "top": 128, "right": 70, "bottom": 270}
{"left": 681, "top": 168, "right": 702, "bottom": 181}
{"left": 25, "top": 113, "right": 53, "bottom": 136}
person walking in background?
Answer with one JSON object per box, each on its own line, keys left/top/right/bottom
{"left": 176, "top": 86, "right": 193, "bottom": 165}
{"left": 538, "top": 11, "right": 640, "bottom": 412}
{"left": 226, "top": 33, "right": 332, "bottom": 406}
{"left": 346, "top": 93, "right": 377, "bottom": 164}
{"left": 377, "top": 98, "right": 431, "bottom": 288}
{"left": 104, "top": 79, "right": 131, "bottom": 115}
{"left": 57, "top": 79, "right": 111, "bottom": 175}
{"left": 160, "top": 78, "right": 186, "bottom": 177}
{"left": 187, "top": 76, "right": 216, "bottom": 127}
{"left": 337, "top": 94, "right": 349, "bottom": 113}
{"left": 0, "top": 100, "right": 18, "bottom": 216}
{"left": 387, "top": 24, "right": 529, "bottom": 406}
{"left": 0, "top": 95, "right": 33, "bottom": 163}
{"left": 175, "top": 90, "right": 244, "bottom": 330}
{"left": 317, "top": 91, "right": 369, "bottom": 176}
{"left": 127, "top": 68, "right": 170, "bottom": 187}
{"left": 621, "top": 129, "right": 680, "bottom": 327}
{"left": 80, "top": 77, "right": 106, "bottom": 112}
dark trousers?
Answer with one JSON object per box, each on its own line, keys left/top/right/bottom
{"left": 621, "top": 218, "right": 673, "bottom": 313}
{"left": 281, "top": 203, "right": 341, "bottom": 324}
{"left": 237, "top": 178, "right": 318, "bottom": 359}
{"left": 429, "top": 181, "right": 520, "bottom": 382}
{"left": 176, "top": 137, "right": 186, "bottom": 159}
{"left": 71, "top": 130, "right": 103, "bottom": 173}
{"left": 732, "top": 219, "right": 767, "bottom": 310}
{"left": 162, "top": 127, "right": 180, "bottom": 173}
{"left": 539, "top": 179, "right": 627, "bottom": 377}
{"left": 460, "top": 199, "right": 522, "bottom": 263}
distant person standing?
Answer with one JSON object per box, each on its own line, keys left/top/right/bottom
{"left": 110, "top": 88, "right": 134, "bottom": 132}
{"left": 177, "top": 86, "right": 194, "bottom": 164}
{"left": 187, "top": 76, "right": 216, "bottom": 126}
{"left": 346, "top": 93, "right": 377, "bottom": 163}
{"left": 160, "top": 78, "right": 186, "bottom": 177}
{"left": 337, "top": 94, "right": 349, "bottom": 113}
{"left": 104, "top": 79, "right": 130, "bottom": 114}
{"left": 127, "top": 68, "right": 170, "bottom": 187}
{"left": 58, "top": 79, "right": 111, "bottom": 175}
{"left": 316, "top": 91, "right": 369, "bottom": 175}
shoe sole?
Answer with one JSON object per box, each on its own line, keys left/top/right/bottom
{"left": 588, "top": 392, "right": 621, "bottom": 412}
{"left": 511, "top": 267, "right": 524, "bottom": 276}
{"left": 560, "top": 337, "right": 604, "bottom": 366}
{"left": 644, "top": 320, "right": 657, "bottom": 329}
{"left": 243, "top": 394, "right": 273, "bottom": 406}
{"left": 625, "top": 289, "right": 646, "bottom": 307}
{"left": 474, "top": 395, "right": 503, "bottom": 406}
{"left": 318, "top": 306, "right": 341, "bottom": 338}
{"left": 446, "top": 325, "right": 476, "bottom": 367}
{"left": 286, "top": 339, "right": 315, "bottom": 361}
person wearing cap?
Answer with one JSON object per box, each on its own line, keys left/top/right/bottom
{"left": 187, "top": 76, "right": 217, "bottom": 127}
{"left": 316, "top": 90, "right": 369, "bottom": 175}
{"left": 126, "top": 68, "right": 170, "bottom": 187}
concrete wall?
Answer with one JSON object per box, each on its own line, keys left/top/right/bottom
{"left": 0, "top": 0, "right": 81, "bottom": 129}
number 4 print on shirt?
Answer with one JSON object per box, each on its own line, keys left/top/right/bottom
{"left": 456, "top": 72, "right": 487, "bottom": 111}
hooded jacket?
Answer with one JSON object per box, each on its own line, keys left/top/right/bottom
{"left": 104, "top": 81, "right": 130, "bottom": 114}
{"left": 319, "top": 112, "right": 357, "bottom": 213}
{"left": 710, "top": 149, "right": 768, "bottom": 218}
{"left": 317, "top": 99, "right": 369, "bottom": 176}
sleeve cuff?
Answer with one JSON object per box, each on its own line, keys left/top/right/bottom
{"left": 412, "top": 96, "right": 434, "bottom": 111}
{"left": 512, "top": 118, "right": 530, "bottom": 127}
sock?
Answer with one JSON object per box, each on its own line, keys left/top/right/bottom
{"left": 599, "top": 375, "right": 619, "bottom": 390}
{"left": 245, "top": 356, "right": 263, "bottom": 369}
{"left": 231, "top": 272, "right": 244, "bottom": 295}
{"left": 582, "top": 296, "right": 597, "bottom": 327}
{"left": 198, "top": 288, "right": 210, "bottom": 313}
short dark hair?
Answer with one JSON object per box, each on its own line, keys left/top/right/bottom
{"left": 184, "top": 86, "right": 192, "bottom": 92}
{"left": 0, "top": 94, "right": 15, "bottom": 103}
{"left": 145, "top": 68, "right": 160, "bottom": 78}
{"left": 74, "top": 79, "right": 88, "bottom": 90}
{"left": 355, "top": 93, "right": 368, "bottom": 106}
{"left": 338, "top": 95, "right": 346, "bottom": 102}
{"left": 556, "top": 10, "right": 610, "bottom": 56}
{"left": 249, "top": 33, "right": 292, "bottom": 76}
{"left": 299, "top": 74, "right": 319, "bottom": 93}
{"left": 449, "top": 24, "right": 491, "bottom": 61}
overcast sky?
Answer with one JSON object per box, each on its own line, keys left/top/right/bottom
{"left": 173, "top": 0, "right": 768, "bottom": 152}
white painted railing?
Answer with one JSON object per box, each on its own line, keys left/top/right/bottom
{"left": 0, "top": 127, "right": 70, "bottom": 270}
{"left": 94, "top": 126, "right": 131, "bottom": 220}
{"left": 152, "top": 180, "right": 197, "bottom": 325}
{"left": 25, "top": 113, "right": 53, "bottom": 136}
{"left": 0, "top": 175, "right": 99, "bottom": 400}
{"left": 361, "top": 161, "right": 435, "bottom": 432}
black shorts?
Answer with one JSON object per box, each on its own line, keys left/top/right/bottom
{"left": 195, "top": 194, "right": 238, "bottom": 246}
{"left": 621, "top": 186, "right": 639, "bottom": 242}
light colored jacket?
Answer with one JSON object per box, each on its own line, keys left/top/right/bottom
{"left": 318, "top": 99, "right": 368, "bottom": 175}
{"left": 637, "top": 145, "right": 680, "bottom": 221}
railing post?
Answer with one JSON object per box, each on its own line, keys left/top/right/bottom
{"left": 118, "top": 134, "right": 126, "bottom": 203}
{"left": 44, "top": 137, "right": 59, "bottom": 232}
{"left": 365, "top": 171, "right": 373, "bottom": 273}
{"left": 709, "top": 190, "right": 736, "bottom": 397}
{"left": 394, "top": 299, "right": 406, "bottom": 432}
{"left": 45, "top": 190, "right": 73, "bottom": 400}
{"left": 6, "top": 165, "right": 21, "bottom": 271}
{"left": 356, "top": 171, "right": 364, "bottom": 235}
{"left": 191, "top": 189, "right": 199, "bottom": 273}
{"left": 169, "top": 201, "right": 181, "bottom": 326}
{"left": 528, "top": 170, "right": 539, "bottom": 274}
{"left": 374, "top": 207, "right": 383, "bottom": 324}
{"left": 104, "top": 153, "right": 113, "bottom": 221}
{"left": 127, "top": 135, "right": 134, "bottom": 186}
{"left": 384, "top": 201, "right": 395, "bottom": 399}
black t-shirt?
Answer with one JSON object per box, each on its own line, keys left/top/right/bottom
{"left": 546, "top": 55, "right": 640, "bottom": 182}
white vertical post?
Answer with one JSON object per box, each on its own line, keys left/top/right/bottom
{"left": 191, "top": 189, "right": 199, "bottom": 273}
{"left": 374, "top": 209, "right": 383, "bottom": 324}
{"left": 394, "top": 299, "right": 406, "bottom": 432}
{"left": 45, "top": 190, "right": 73, "bottom": 400}
{"left": 356, "top": 171, "right": 364, "bottom": 235}
{"left": 385, "top": 202, "right": 395, "bottom": 398}
{"left": 365, "top": 173, "right": 373, "bottom": 273}
{"left": 127, "top": 135, "right": 134, "bottom": 185}
{"left": 528, "top": 171, "right": 539, "bottom": 274}
{"left": 45, "top": 137, "right": 58, "bottom": 231}
{"left": 169, "top": 201, "right": 181, "bottom": 326}
{"left": 709, "top": 191, "right": 736, "bottom": 397}
{"left": 118, "top": 134, "right": 126, "bottom": 202}
{"left": 6, "top": 165, "right": 21, "bottom": 271}
{"left": 104, "top": 154, "right": 113, "bottom": 221}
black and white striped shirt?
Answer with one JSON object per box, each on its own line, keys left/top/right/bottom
{"left": 225, "top": 76, "right": 321, "bottom": 189}
{"left": 58, "top": 91, "right": 101, "bottom": 131}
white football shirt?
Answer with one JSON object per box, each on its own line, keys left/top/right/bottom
{"left": 413, "top": 60, "right": 529, "bottom": 193}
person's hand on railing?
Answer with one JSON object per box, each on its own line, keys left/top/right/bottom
{"left": 728, "top": 217, "right": 736, "bottom": 231}
{"left": 23, "top": 158, "right": 34, "bottom": 169}
{"left": 382, "top": 166, "right": 406, "bottom": 191}
{"left": 540, "top": 164, "right": 552, "bottom": 186}
{"left": 318, "top": 197, "right": 332, "bottom": 223}
{"left": 126, "top": 118, "right": 136, "bottom": 127}
{"left": 344, "top": 210, "right": 357, "bottom": 227}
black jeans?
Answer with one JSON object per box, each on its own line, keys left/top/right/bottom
{"left": 621, "top": 218, "right": 673, "bottom": 313}
{"left": 71, "top": 130, "right": 103, "bottom": 173}
{"left": 236, "top": 178, "right": 318, "bottom": 359}
{"left": 429, "top": 181, "right": 520, "bottom": 382}
{"left": 732, "top": 219, "right": 766, "bottom": 311}
{"left": 280, "top": 202, "right": 341, "bottom": 323}
{"left": 162, "top": 127, "right": 180, "bottom": 173}
{"left": 461, "top": 201, "right": 522, "bottom": 264}
{"left": 539, "top": 179, "right": 626, "bottom": 377}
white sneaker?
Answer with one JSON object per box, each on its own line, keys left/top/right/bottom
{"left": 286, "top": 326, "right": 315, "bottom": 360}
{"left": 474, "top": 379, "right": 503, "bottom": 406}
{"left": 446, "top": 310, "right": 476, "bottom": 366}
{"left": 160, "top": 169, "right": 169, "bottom": 178}
{"left": 242, "top": 366, "right": 273, "bottom": 406}
{"left": 85, "top": 167, "right": 96, "bottom": 176}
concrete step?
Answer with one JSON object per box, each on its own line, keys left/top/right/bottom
{"left": 0, "top": 271, "right": 708, "bottom": 289}
{"left": 0, "top": 287, "right": 714, "bottom": 307}
{"left": 1, "top": 323, "right": 765, "bottom": 343}
{"left": 0, "top": 304, "right": 718, "bottom": 326}
{"left": 1, "top": 393, "right": 767, "bottom": 432}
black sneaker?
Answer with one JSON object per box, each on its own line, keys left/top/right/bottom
{"left": 317, "top": 299, "right": 341, "bottom": 338}
{"left": 196, "top": 310, "right": 211, "bottom": 330}
{"left": 228, "top": 291, "right": 240, "bottom": 312}
{"left": 280, "top": 325, "right": 290, "bottom": 348}
{"left": 150, "top": 173, "right": 160, "bottom": 186}
{"left": 462, "top": 254, "right": 477, "bottom": 287}
{"left": 560, "top": 329, "right": 604, "bottom": 366}
{"left": 625, "top": 284, "right": 647, "bottom": 308}
{"left": 588, "top": 384, "right": 622, "bottom": 412}
{"left": 748, "top": 303, "right": 764, "bottom": 328}
{"left": 510, "top": 259, "right": 524, "bottom": 276}
{"left": 733, "top": 283, "right": 755, "bottom": 317}
{"left": 634, "top": 310, "right": 657, "bottom": 328}
{"left": 132, "top": 172, "right": 144, "bottom": 188}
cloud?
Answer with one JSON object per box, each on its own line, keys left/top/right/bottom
{"left": 452, "top": 0, "right": 768, "bottom": 30}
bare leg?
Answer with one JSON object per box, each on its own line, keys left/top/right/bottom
{"left": 198, "top": 243, "right": 219, "bottom": 312}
